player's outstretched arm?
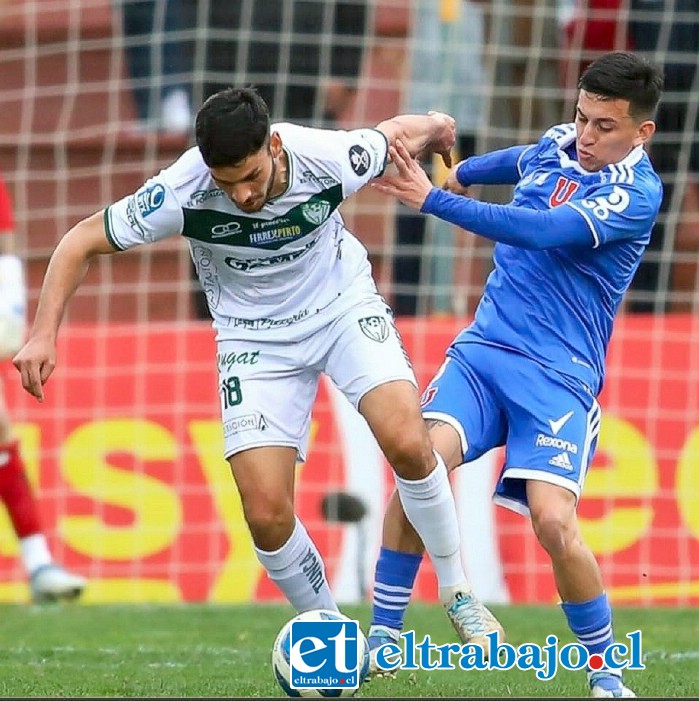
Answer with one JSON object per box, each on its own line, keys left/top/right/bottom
{"left": 445, "top": 145, "right": 533, "bottom": 190}
{"left": 375, "top": 111, "right": 456, "bottom": 168}
{"left": 13, "top": 211, "right": 118, "bottom": 402}
{"left": 372, "top": 139, "right": 625, "bottom": 250}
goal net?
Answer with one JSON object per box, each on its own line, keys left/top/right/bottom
{"left": 0, "top": 0, "right": 697, "bottom": 606}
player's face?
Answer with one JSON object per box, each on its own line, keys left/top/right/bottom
{"left": 209, "top": 132, "right": 284, "bottom": 213}
{"left": 574, "top": 90, "right": 655, "bottom": 172}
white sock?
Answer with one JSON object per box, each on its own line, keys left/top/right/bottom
{"left": 394, "top": 451, "right": 467, "bottom": 589}
{"left": 20, "top": 534, "right": 52, "bottom": 575}
{"left": 255, "top": 517, "right": 338, "bottom": 613}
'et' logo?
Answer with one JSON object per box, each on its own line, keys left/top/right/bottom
{"left": 289, "top": 619, "right": 361, "bottom": 690}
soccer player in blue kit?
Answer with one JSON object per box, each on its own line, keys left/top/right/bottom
{"left": 368, "top": 51, "right": 663, "bottom": 698}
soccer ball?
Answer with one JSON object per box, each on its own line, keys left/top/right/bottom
{"left": 271, "top": 609, "right": 370, "bottom": 698}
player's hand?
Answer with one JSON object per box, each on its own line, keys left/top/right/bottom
{"left": 442, "top": 160, "right": 471, "bottom": 195}
{"left": 427, "top": 111, "right": 456, "bottom": 168}
{"left": 13, "top": 335, "right": 57, "bottom": 402}
{"left": 372, "top": 139, "right": 434, "bottom": 210}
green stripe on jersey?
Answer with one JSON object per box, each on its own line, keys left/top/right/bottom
{"left": 182, "top": 184, "right": 343, "bottom": 249}
{"left": 103, "top": 208, "right": 125, "bottom": 251}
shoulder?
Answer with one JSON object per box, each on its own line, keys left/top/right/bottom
{"left": 523, "top": 123, "right": 575, "bottom": 166}
{"left": 273, "top": 122, "right": 339, "bottom": 153}
{"left": 574, "top": 165, "right": 662, "bottom": 226}
{"left": 276, "top": 122, "right": 387, "bottom": 181}
{"left": 117, "top": 146, "right": 209, "bottom": 227}
{"left": 274, "top": 122, "right": 386, "bottom": 157}
{"left": 601, "top": 148, "right": 663, "bottom": 209}
{"left": 155, "top": 146, "right": 211, "bottom": 202}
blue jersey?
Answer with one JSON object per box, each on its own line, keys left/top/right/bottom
{"left": 421, "top": 123, "right": 663, "bottom": 394}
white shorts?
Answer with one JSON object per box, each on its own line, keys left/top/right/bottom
{"left": 217, "top": 295, "right": 417, "bottom": 461}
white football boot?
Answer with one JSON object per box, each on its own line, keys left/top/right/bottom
{"left": 30, "top": 563, "right": 86, "bottom": 603}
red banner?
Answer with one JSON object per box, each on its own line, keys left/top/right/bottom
{"left": 3, "top": 315, "right": 697, "bottom": 605}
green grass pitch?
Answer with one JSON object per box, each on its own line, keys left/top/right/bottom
{"left": 0, "top": 602, "right": 697, "bottom": 697}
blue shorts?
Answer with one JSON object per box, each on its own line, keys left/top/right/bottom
{"left": 421, "top": 342, "right": 601, "bottom": 516}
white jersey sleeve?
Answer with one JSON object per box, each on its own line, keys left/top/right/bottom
{"left": 338, "top": 127, "right": 389, "bottom": 197}
{"left": 280, "top": 124, "right": 388, "bottom": 200}
{"left": 104, "top": 176, "right": 185, "bottom": 251}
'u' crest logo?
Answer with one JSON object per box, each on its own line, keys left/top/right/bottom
{"left": 549, "top": 176, "right": 580, "bottom": 207}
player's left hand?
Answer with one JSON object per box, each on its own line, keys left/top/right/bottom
{"left": 371, "top": 139, "right": 434, "bottom": 210}
{"left": 13, "top": 335, "right": 56, "bottom": 403}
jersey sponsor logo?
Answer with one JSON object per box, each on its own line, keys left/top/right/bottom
{"left": 187, "top": 188, "right": 224, "bottom": 206}
{"left": 217, "top": 350, "right": 261, "bottom": 373}
{"left": 580, "top": 185, "right": 630, "bottom": 220}
{"left": 135, "top": 183, "right": 166, "bottom": 218}
{"left": 548, "top": 410, "right": 574, "bottom": 435}
{"left": 249, "top": 225, "right": 303, "bottom": 245}
{"left": 125, "top": 199, "right": 146, "bottom": 235}
{"left": 359, "top": 316, "right": 389, "bottom": 342}
{"left": 548, "top": 452, "right": 574, "bottom": 470}
{"left": 301, "top": 200, "right": 331, "bottom": 226}
{"left": 192, "top": 245, "right": 221, "bottom": 309}
{"left": 222, "top": 413, "right": 268, "bottom": 437}
{"left": 299, "top": 169, "right": 339, "bottom": 188}
{"left": 229, "top": 308, "right": 311, "bottom": 331}
{"left": 349, "top": 145, "right": 370, "bottom": 176}
{"left": 211, "top": 220, "right": 244, "bottom": 239}
{"left": 549, "top": 177, "right": 580, "bottom": 207}
{"left": 224, "top": 238, "right": 318, "bottom": 271}
{"left": 536, "top": 433, "right": 578, "bottom": 454}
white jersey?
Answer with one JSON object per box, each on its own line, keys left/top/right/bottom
{"left": 104, "top": 123, "right": 389, "bottom": 341}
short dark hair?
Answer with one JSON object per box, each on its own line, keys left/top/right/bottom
{"left": 195, "top": 87, "right": 270, "bottom": 167}
{"left": 578, "top": 51, "right": 663, "bottom": 120}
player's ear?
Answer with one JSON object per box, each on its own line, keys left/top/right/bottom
{"left": 634, "top": 120, "right": 656, "bottom": 147}
{"left": 269, "top": 131, "right": 283, "bottom": 157}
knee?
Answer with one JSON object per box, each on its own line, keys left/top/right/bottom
{"left": 530, "top": 507, "right": 578, "bottom": 560}
{"left": 242, "top": 495, "right": 295, "bottom": 547}
{"left": 384, "top": 431, "right": 434, "bottom": 480}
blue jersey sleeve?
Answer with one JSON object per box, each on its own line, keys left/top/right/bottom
{"left": 456, "top": 145, "right": 536, "bottom": 187}
{"left": 565, "top": 181, "right": 662, "bottom": 247}
{"left": 421, "top": 187, "right": 598, "bottom": 249}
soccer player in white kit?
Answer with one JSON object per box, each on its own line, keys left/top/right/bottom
{"left": 13, "top": 87, "right": 501, "bottom": 643}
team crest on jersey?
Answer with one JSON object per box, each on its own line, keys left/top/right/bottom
{"left": 301, "top": 200, "right": 331, "bottom": 226}
{"left": 349, "top": 145, "right": 371, "bottom": 176}
{"left": 359, "top": 316, "right": 389, "bottom": 342}
{"left": 549, "top": 176, "right": 580, "bottom": 207}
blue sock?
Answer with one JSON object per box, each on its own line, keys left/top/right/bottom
{"left": 561, "top": 592, "right": 616, "bottom": 673}
{"left": 371, "top": 547, "right": 422, "bottom": 631}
